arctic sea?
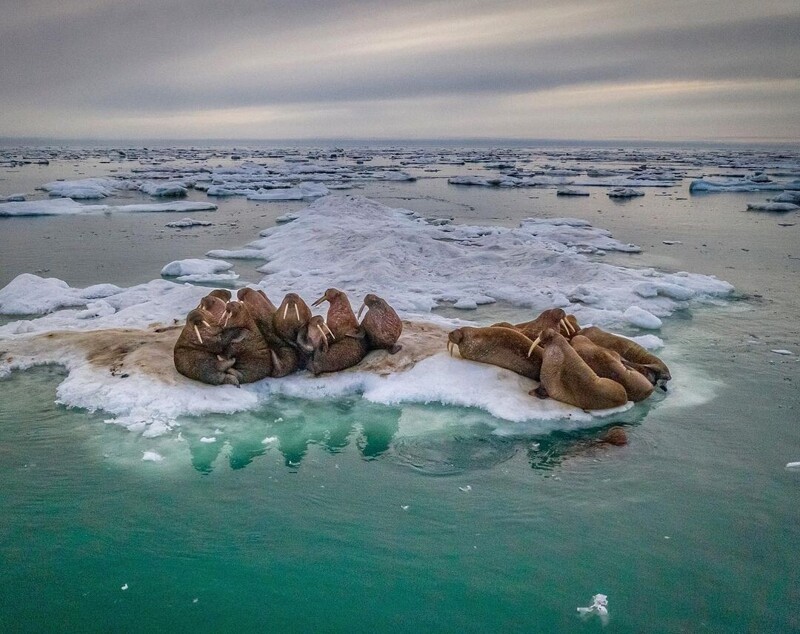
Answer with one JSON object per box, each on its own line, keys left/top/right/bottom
{"left": 0, "top": 141, "right": 798, "bottom": 632}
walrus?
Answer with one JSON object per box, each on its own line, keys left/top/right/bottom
{"left": 447, "top": 326, "right": 542, "bottom": 380}
{"left": 272, "top": 292, "right": 312, "bottom": 344}
{"left": 491, "top": 309, "right": 578, "bottom": 341}
{"left": 237, "top": 287, "right": 277, "bottom": 337}
{"left": 208, "top": 289, "right": 232, "bottom": 303}
{"left": 173, "top": 309, "right": 239, "bottom": 386}
{"left": 219, "top": 301, "right": 273, "bottom": 383}
{"left": 358, "top": 293, "right": 403, "bottom": 353}
{"left": 307, "top": 335, "right": 369, "bottom": 376}
{"left": 569, "top": 335, "right": 654, "bottom": 402}
{"left": 576, "top": 326, "right": 671, "bottom": 387}
{"left": 312, "top": 288, "right": 361, "bottom": 339}
{"left": 515, "top": 308, "right": 579, "bottom": 340}
{"left": 531, "top": 328, "right": 628, "bottom": 410}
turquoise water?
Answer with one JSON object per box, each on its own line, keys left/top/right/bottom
{"left": 1, "top": 146, "right": 799, "bottom": 631}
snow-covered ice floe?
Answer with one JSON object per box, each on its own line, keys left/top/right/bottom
{"left": 0, "top": 198, "right": 217, "bottom": 216}
{"left": 160, "top": 259, "right": 238, "bottom": 283}
{"left": 746, "top": 202, "right": 799, "bottom": 212}
{"left": 690, "top": 178, "right": 800, "bottom": 193}
{"left": 0, "top": 195, "right": 734, "bottom": 435}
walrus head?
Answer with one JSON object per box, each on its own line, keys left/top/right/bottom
{"left": 447, "top": 328, "right": 466, "bottom": 356}
{"left": 208, "top": 288, "right": 232, "bottom": 303}
{"left": 357, "top": 293, "right": 384, "bottom": 319}
{"left": 276, "top": 292, "right": 310, "bottom": 325}
{"left": 237, "top": 286, "right": 277, "bottom": 315}
{"left": 185, "top": 309, "right": 214, "bottom": 345}
{"left": 312, "top": 288, "right": 345, "bottom": 307}
{"left": 199, "top": 295, "right": 227, "bottom": 322}
{"left": 220, "top": 301, "right": 252, "bottom": 330}
{"left": 297, "top": 315, "right": 335, "bottom": 353}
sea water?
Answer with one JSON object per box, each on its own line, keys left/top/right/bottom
{"left": 0, "top": 143, "right": 798, "bottom": 632}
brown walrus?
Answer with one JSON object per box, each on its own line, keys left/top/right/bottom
{"left": 491, "top": 308, "right": 579, "bottom": 340}
{"left": 237, "top": 287, "right": 277, "bottom": 337}
{"left": 532, "top": 328, "right": 628, "bottom": 410}
{"left": 208, "top": 289, "right": 232, "bottom": 303}
{"left": 569, "top": 335, "right": 654, "bottom": 402}
{"left": 447, "top": 326, "right": 542, "bottom": 381}
{"left": 307, "top": 335, "right": 369, "bottom": 376}
{"left": 312, "top": 288, "right": 361, "bottom": 339}
{"left": 173, "top": 309, "right": 239, "bottom": 386}
{"left": 220, "top": 301, "right": 273, "bottom": 383}
{"left": 576, "top": 325, "right": 671, "bottom": 387}
{"left": 272, "top": 293, "right": 312, "bottom": 344}
{"left": 358, "top": 293, "right": 403, "bottom": 353}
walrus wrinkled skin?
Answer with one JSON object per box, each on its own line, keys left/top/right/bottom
{"left": 569, "top": 335, "right": 654, "bottom": 402}
{"left": 533, "top": 328, "right": 628, "bottom": 411}
{"left": 359, "top": 293, "right": 403, "bottom": 353}
{"left": 312, "top": 288, "right": 361, "bottom": 339}
{"left": 173, "top": 309, "right": 239, "bottom": 386}
{"left": 576, "top": 325, "right": 671, "bottom": 388}
{"left": 273, "top": 293, "right": 312, "bottom": 345}
{"left": 220, "top": 301, "right": 273, "bottom": 383}
{"left": 448, "top": 326, "right": 542, "bottom": 381}
{"left": 307, "top": 335, "right": 369, "bottom": 376}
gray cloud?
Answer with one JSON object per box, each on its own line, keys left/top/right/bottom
{"left": 1, "top": 0, "right": 798, "bottom": 139}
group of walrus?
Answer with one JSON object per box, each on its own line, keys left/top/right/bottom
{"left": 174, "top": 287, "right": 403, "bottom": 387}
{"left": 447, "top": 307, "right": 671, "bottom": 411}
{"left": 175, "top": 287, "right": 670, "bottom": 413}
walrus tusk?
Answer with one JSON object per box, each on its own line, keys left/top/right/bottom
{"left": 447, "top": 341, "right": 454, "bottom": 357}
{"left": 283, "top": 303, "right": 289, "bottom": 320}
{"left": 202, "top": 320, "right": 211, "bottom": 328}
{"left": 193, "top": 325, "right": 204, "bottom": 345}
{"left": 559, "top": 318, "right": 571, "bottom": 336}
{"left": 527, "top": 336, "right": 541, "bottom": 357}
{"left": 223, "top": 311, "right": 231, "bottom": 328}
{"left": 322, "top": 322, "right": 335, "bottom": 339}
{"left": 316, "top": 324, "right": 328, "bottom": 340}
{"left": 294, "top": 303, "right": 300, "bottom": 322}
{"left": 311, "top": 296, "right": 325, "bottom": 307}
{"left": 357, "top": 303, "right": 366, "bottom": 320}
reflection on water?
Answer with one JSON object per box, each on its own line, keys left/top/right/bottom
{"left": 174, "top": 395, "right": 645, "bottom": 475}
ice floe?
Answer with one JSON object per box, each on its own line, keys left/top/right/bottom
{"left": 746, "top": 202, "right": 799, "bottom": 212}
{"left": 690, "top": 178, "right": 800, "bottom": 193}
{"left": 0, "top": 198, "right": 217, "bottom": 216}
{"left": 0, "top": 193, "right": 736, "bottom": 436}
{"left": 42, "top": 177, "right": 119, "bottom": 199}
{"left": 165, "top": 218, "right": 213, "bottom": 228}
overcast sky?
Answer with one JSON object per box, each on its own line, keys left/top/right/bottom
{"left": 1, "top": 0, "right": 798, "bottom": 141}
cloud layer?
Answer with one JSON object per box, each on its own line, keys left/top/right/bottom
{"left": 2, "top": 0, "right": 798, "bottom": 141}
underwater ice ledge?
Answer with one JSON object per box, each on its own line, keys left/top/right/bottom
{"left": 0, "top": 195, "right": 734, "bottom": 435}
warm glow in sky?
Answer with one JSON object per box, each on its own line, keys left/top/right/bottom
{"left": 1, "top": 0, "right": 798, "bottom": 141}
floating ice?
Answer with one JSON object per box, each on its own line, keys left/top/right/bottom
{"left": 0, "top": 274, "right": 122, "bottom": 315}
{"left": 0, "top": 198, "right": 217, "bottom": 216}
{"left": 142, "top": 451, "right": 163, "bottom": 462}
{"left": 746, "top": 202, "right": 799, "bottom": 212}
{"left": 773, "top": 191, "right": 800, "bottom": 204}
{"left": 690, "top": 178, "right": 800, "bottom": 193}
{"left": 160, "top": 259, "right": 234, "bottom": 278}
{"left": 556, "top": 187, "right": 590, "bottom": 196}
{"left": 577, "top": 594, "right": 608, "bottom": 619}
{"left": 519, "top": 218, "right": 641, "bottom": 254}
{"left": 42, "top": 178, "right": 118, "bottom": 199}
{"left": 623, "top": 306, "right": 662, "bottom": 329}
{"left": 165, "top": 218, "right": 213, "bottom": 228}
{"left": 786, "top": 462, "right": 800, "bottom": 469}
{"left": 139, "top": 181, "right": 187, "bottom": 197}
{"left": 771, "top": 349, "right": 793, "bottom": 355}
{"left": 607, "top": 187, "right": 644, "bottom": 198}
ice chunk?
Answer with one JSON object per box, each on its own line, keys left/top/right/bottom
{"left": 607, "top": 187, "right": 644, "bottom": 198}
{"left": 0, "top": 274, "right": 89, "bottom": 314}
{"left": 773, "top": 191, "right": 800, "bottom": 204}
{"left": 690, "top": 178, "right": 800, "bottom": 192}
{"left": 42, "top": 178, "right": 117, "bottom": 199}
{"left": 771, "top": 349, "right": 793, "bottom": 355}
{"left": 139, "top": 181, "right": 187, "bottom": 197}
{"left": 165, "top": 218, "right": 213, "bottom": 228}
{"left": 160, "top": 259, "right": 234, "bottom": 277}
{"left": 0, "top": 199, "right": 216, "bottom": 216}
{"left": 556, "top": 187, "right": 590, "bottom": 196}
{"left": 577, "top": 594, "right": 608, "bottom": 619}
{"left": 111, "top": 201, "right": 217, "bottom": 213}
{"left": 623, "top": 306, "right": 662, "bottom": 329}
{"left": 142, "top": 451, "right": 163, "bottom": 462}
{"left": 746, "top": 202, "right": 799, "bottom": 212}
